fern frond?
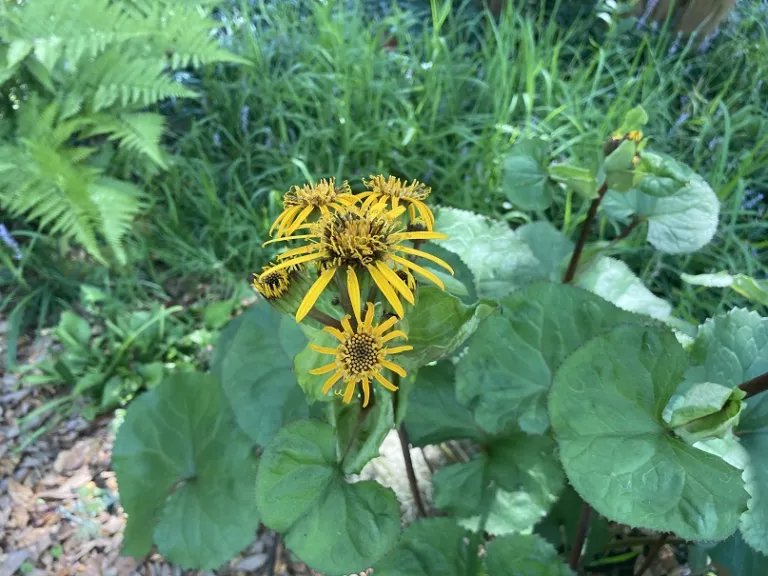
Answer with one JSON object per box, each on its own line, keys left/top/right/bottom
{"left": 84, "top": 113, "right": 167, "bottom": 168}
{"left": 88, "top": 177, "right": 143, "bottom": 264}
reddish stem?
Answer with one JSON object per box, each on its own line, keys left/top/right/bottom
{"left": 562, "top": 183, "right": 609, "bottom": 284}
{"left": 740, "top": 371, "right": 768, "bottom": 400}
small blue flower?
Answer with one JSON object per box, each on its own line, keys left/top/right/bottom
{"left": 0, "top": 224, "right": 22, "bottom": 260}
{"left": 241, "top": 105, "right": 249, "bottom": 134}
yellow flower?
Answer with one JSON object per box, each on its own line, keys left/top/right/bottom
{"left": 251, "top": 264, "right": 291, "bottom": 299}
{"left": 263, "top": 205, "right": 453, "bottom": 322}
{"left": 627, "top": 130, "right": 643, "bottom": 143}
{"left": 309, "top": 302, "right": 411, "bottom": 407}
{"left": 359, "top": 175, "right": 435, "bottom": 230}
{"left": 270, "top": 178, "right": 357, "bottom": 238}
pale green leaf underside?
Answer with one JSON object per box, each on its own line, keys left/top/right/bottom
{"left": 456, "top": 282, "right": 642, "bottom": 435}
{"left": 112, "top": 373, "right": 259, "bottom": 569}
{"left": 257, "top": 420, "right": 400, "bottom": 575}
{"left": 550, "top": 325, "right": 748, "bottom": 541}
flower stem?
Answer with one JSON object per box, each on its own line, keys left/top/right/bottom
{"left": 393, "top": 374, "right": 427, "bottom": 519}
{"left": 568, "top": 502, "right": 592, "bottom": 571}
{"left": 633, "top": 533, "right": 669, "bottom": 576}
{"left": 740, "top": 371, "right": 768, "bottom": 400}
{"left": 306, "top": 307, "right": 343, "bottom": 330}
{"left": 562, "top": 182, "right": 609, "bottom": 284}
{"left": 466, "top": 488, "right": 495, "bottom": 576}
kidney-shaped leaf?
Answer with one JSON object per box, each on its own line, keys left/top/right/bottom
{"left": 257, "top": 420, "right": 400, "bottom": 575}
{"left": 374, "top": 518, "right": 471, "bottom": 576}
{"left": 113, "top": 373, "right": 259, "bottom": 570}
{"left": 549, "top": 324, "right": 748, "bottom": 541}
{"left": 456, "top": 282, "right": 642, "bottom": 435}
{"left": 212, "top": 300, "right": 308, "bottom": 445}
{"left": 502, "top": 138, "right": 556, "bottom": 211}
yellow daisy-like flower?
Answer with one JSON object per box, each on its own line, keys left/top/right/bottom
{"left": 359, "top": 175, "right": 435, "bottom": 230}
{"left": 309, "top": 302, "right": 412, "bottom": 407}
{"left": 251, "top": 264, "right": 291, "bottom": 299}
{"left": 270, "top": 178, "right": 357, "bottom": 238}
{"left": 262, "top": 205, "right": 453, "bottom": 321}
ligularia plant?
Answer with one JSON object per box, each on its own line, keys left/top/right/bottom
{"left": 113, "top": 108, "right": 768, "bottom": 575}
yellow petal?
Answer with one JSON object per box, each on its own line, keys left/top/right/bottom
{"left": 286, "top": 204, "right": 315, "bottom": 236}
{"left": 323, "top": 326, "right": 346, "bottom": 341}
{"left": 390, "top": 255, "right": 445, "bottom": 290}
{"left": 310, "top": 344, "right": 339, "bottom": 355}
{"left": 342, "top": 380, "right": 356, "bottom": 403}
{"left": 277, "top": 205, "right": 303, "bottom": 237}
{"left": 265, "top": 253, "right": 321, "bottom": 275}
{"left": 296, "top": 267, "right": 337, "bottom": 322}
{"left": 380, "top": 330, "right": 408, "bottom": 343}
{"left": 392, "top": 196, "right": 400, "bottom": 210}
{"left": 376, "top": 261, "right": 415, "bottom": 304}
{"left": 322, "top": 370, "right": 343, "bottom": 394}
{"left": 374, "top": 315, "right": 399, "bottom": 335}
{"left": 384, "top": 345, "right": 413, "bottom": 355}
{"left": 341, "top": 315, "right": 354, "bottom": 335}
{"left": 411, "top": 199, "right": 434, "bottom": 229}
{"left": 361, "top": 377, "right": 370, "bottom": 408}
{"left": 367, "top": 264, "right": 404, "bottom": 318}
{"left": 364, "top": 301, "right": 375, "bottom": 327}
{"left": 381, "top": 359, "right": 407, "bottom": 378}
{"left": 310, "top": 362, "right": 338, "bottom": 375}
{"left": 269, "top": 208, "right": 288, "bottom": 235}
{"left": 263, "top": 233, "right": 316, "bottom": 246}
{"left": 347, "top": 267, "right": 362, "bottom": 325}
{"left": 392, "top": 231, "right": 448, "bottom": 241}
{"left": 394, "top": 245, "right": 454, "bottom": 274}
{"left": 277, "top": 244, "right": 319, "bottom": 260}
{"left": 374, "top": 371, "right": 398, "bottom": 392}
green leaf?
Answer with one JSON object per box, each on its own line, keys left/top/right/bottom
{"left": 334, "top": 395, "right": 394, "bottom": 474}
{"left": 548, "top": 163, "right": 598, "bottom": 199}
{"left": 460, "top": 487, "right": 557, "bottom": 536}
{"left": 535, "top": 485, "right": 612, "bottom": 563}
{"left": 485, "top": 534, "right": 575, "bottom": 576}
{"left": 374, "top": 518, "right": 471, "bottom": 576}
{"left": 433, "top": 433, "right": 564, "bottom": 533}
{"left": 710, "top": 532, "right": 768, "bottom": 576}
{"left": 602, "top": 169, "right": 720, "bottom": 254}
{"left": 456, "top": 282, "right": 642, "bottom": 435}
{"left": 399, "top": 287, "right": 496, "bottom": 371}
{"left": 421, "top": 242, "right": 477, "bottom": 303}
{"left": 636, "top": 153, "right": 699, "bottom": 198}
{"left": 203, "top": 300, "right": 234, "bottom": 329}
{"left": 56, "top": 310, "right": 91, "bottom": 348}
{"left": 404, "top": 361, "right": 486, "bottom": 446}
{"left": 617, "top": 106, "right": 649, "bottom": 134}
{"left": 112, "top": 373, "right": 259, "bottom": 569}
{"left": 683, "top": 308, "right": 768, "bottom": 553}
{"left": 294, "top": 328, "right": 338, "bottom": 404}
{"left": 549, "top": 324, "right": 749, "bottom": 540}
{"left": 604, "top": 140, "right": 637, "bottom": 192}
{"left": 257, "top": 420, "right": 400, "bottom": 575}
{"left": 681, "top": 272, "right": 768, "bottom": 307}
{"left": 663, "top": 383, "right": 746, "bottom": 444}
{"left": 433, "top": 207, "right": 542, "bottom": 299}
{"left": 212, "top": 300, "right": 308, "bottom": 445}
{"left": 516, "top": 221, "right": 574, "bottom": 282}
{"left": 575, "top": 256, "right": 672, "bottom": 320}
{"left": 502, "top": 138, "right": 556, "bottom": 210}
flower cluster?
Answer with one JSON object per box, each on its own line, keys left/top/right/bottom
{"left": 253, "top": 176, "right": 452, "bottom": 407}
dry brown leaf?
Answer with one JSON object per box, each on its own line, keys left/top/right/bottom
{"left": 36, "top": 467, "right": 92, "bottom": 500}
{"left": 7, "top": 479, "right": 35, "bottom": 509}
{"left": 53, "top": 438, "right": 100, "bottom": 474}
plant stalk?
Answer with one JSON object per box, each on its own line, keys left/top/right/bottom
{"left": 633, "top": 533, "right": 669, "bottom": 576}
{"left": 739, "top": 371, "right": 768, "bottom": 400}
{"left": 393, "top": 373, "right": 427, "bottom": 519}
{"left": 568, "top": 502, "right": 592, "bottom": 571}
{"left": 562, "top": 182, "right": 609, "bottom": 284}
{"left": 306, "top": 307, "right": 343, "bottom": 330}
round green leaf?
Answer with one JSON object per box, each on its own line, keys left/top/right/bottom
{"left": 404, "top": 361, "right": 486, "bottom": 446}
{"left": 212, "top": 300, "right": 308, "bottom": 445}
{"left": 684, "top": 308, "right": 768, "bottom": 553}
{"left": 374, "top": 518, "right": 471, "bottom": 576}
{"left": 113, "top": 373, "right": 259, "bottom": 569}
{"left": 516, "top": 221, "right": 574, "bottom": 282}
{"left": 617, "top": 106, "right": 649, "bottom": 134}
{"left": 433, "top": 207, "right": 543, "bottom": 300}
{"left": 461, "top": 488, "right": 554, "bottom": 536}
{"left": 334, "top": 395, "right": 394, "bottom": 474}
{"left": 456, "top": 282, "right": 642, "bottom": 435}
{"left": 550, "top": 324, "right": 748, "bottom": 541}
{"left": 548, "top": 163, "right": 598, "bottom": 199}
{"left": 399, "top": 286, "right": 495, "bottom": 371}
{"left": 710, "top": 532, "right": 768, "bottom": 576}
{"left": 257, "top": 420, "right": 400, "bottom": 575}
{"left": 485, "top": 534, "right": 575, "bottom": 576}
{"left": 604, "top": 139, "right": 637, "bottom": 192}
{"left": 502, "top": 138, "right": 556, "bottom": 211}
